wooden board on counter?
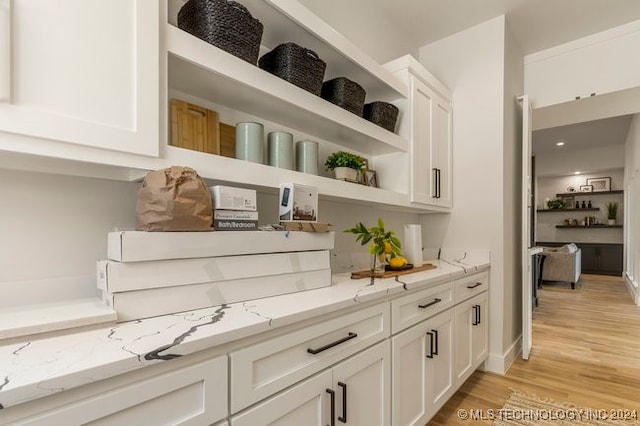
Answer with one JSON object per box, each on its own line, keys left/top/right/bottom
{"left": 351, "top": 263, "right": 437, "bottom": 279}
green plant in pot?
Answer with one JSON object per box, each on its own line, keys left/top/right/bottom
{"left": 606, "top": 202, "right": 618, "bottom": 225}
{"left": 325, "top": 151, "right": 365, "bottom": 182}
{"left": 546, "top": 198, "right": 566, "bottom": 210}
{"left": 345, "top": 218, "right": 403, "bottom": 285}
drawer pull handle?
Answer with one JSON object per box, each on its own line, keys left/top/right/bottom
{"left": 326, "top": 388, "right": 335, "bottom": 426}
{"left": 338, "top": 381, "right": 347, "bottom": 423}
{"left": 418, "top": 298, "right": 442, "bottom": 309}
{"left": 472, "top": 305, "right": 481, "bottom": 326}
{"left": 467, "top": 282, "right": 483, "bottom": 289}
{"left": 308, "top": 332, "right": 358, "bottom": 355}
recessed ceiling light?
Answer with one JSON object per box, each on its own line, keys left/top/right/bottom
{"left": 574, "top": 171, "right": 581, "bottom": 175}
{"left": 556, "top": 142, "right": 565, "bottom": 146}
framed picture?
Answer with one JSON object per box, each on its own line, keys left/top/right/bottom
{"left": 579, "top": 185, "right": 593, "bottom": 192}
{"left": 362, "top": 169, "right": 378, "bottom": 188}
{"left": 586, "top": 177, "right": 611, "bottom": 192}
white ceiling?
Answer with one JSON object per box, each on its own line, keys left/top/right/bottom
{"left": 363, "top": 0, "right": 640, "bottom": 54}
{"left": 532, "top": 115, "right": 632, "bottom": 154}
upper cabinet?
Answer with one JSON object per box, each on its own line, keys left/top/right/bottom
{"left": 525, "top": 20, "right": 640, "bottom": 108}
{"left": 0, "top": 0, "right": 159, "bottom": 157}
{"left": 385, "top": 55, "right": 453, "bottom": 210}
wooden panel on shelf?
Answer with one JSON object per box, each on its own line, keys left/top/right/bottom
{"left": 170, "top": 99, "right": 220, "bottom": 154}
{"left": 219, "top": 123, "right": 236, "bottom": 158}
{"left": 351, "top": 263, "right": 437, "bottom": 279}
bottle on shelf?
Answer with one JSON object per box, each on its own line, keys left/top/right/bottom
{"left": 587, "top": 200, "right": 592, "bottom": 208}
{"left": 575, "top": 201, "right": 580, "bottom": 209}
{"left": 581, "top": 201, "right": 586, "bottom": 209}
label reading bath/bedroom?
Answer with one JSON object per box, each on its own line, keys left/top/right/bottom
{"left": 213, "top": 220, "right": 258, "bottom": 231}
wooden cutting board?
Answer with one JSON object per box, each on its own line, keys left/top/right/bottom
{"left": 351, "top": 263, "right": 437, "bottom": 279}
{"left": 170, "top": 99, "right": 220, "bottom": 154}
{"left": 219, "top": 122, "right": 236, "bottom": 158}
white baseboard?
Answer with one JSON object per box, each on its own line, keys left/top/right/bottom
{"left": 624, "top": 273, "right": 640, "bottom": 305}
{"left": 485, "top": 336, "right": 522, "bottom": 374}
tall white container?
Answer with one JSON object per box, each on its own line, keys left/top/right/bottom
{"left": 404, "top": 224, "right": 423, "bottom": 267}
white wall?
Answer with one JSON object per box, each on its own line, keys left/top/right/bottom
{"left": 623, "top": 114, "right": 640, "bottom": 302}
{"left": 535, "top": 145, "right": 625, "bottom": 177}
{"left": 419, "top": 16, "right": 521, "bottom": 373}
{"left": 0, "top": 169, "right": 420, "bottom": 307}
{"left": 502, "top": 21, "right": 524, "bottom": 358}
{"left": 298, "top": 0, "right": 418, "bottom": 63}
{"left": 0, "top": 169, "right": 138, "bottom": 307}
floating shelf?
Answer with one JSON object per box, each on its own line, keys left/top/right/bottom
{"left": 537, "top": 208, "right": 599, "bottom": 213}
{"left": 163, "top": 146, "right": 445, "bottom": 213}
{"left": 556, "top": 225, "right": 623, "bottom": 229}
{"left": 555, "top": 190, "right": 624, "bottom": 197}
{"left": 166, "top": 25, "right": 408, "bottom": 156}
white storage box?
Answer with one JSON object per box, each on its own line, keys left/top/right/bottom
{"left": 279, "top": 183, "right": 318, "bottom": 222}
{"left": 103, "top": 268, "right": 331, "bottom": 322}
{"left": 210, "top": 185, "right": 257, "bottom": 211}
{"left": 107, "top": 231, "right": 335, "bottom": 262}
{"left": 97, "top": 250, "right": 330, "bottom": 293}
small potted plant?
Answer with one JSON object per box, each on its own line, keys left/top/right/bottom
{"left": 345, "top": 218, "right": 405, "bottom": 285}
{"left": 324, "top": 151, "right": 365, "bottom": 182}
{"left": 606, "top": 202, "right": 618, "bottom": 225}
{"left": 546, "top": 198, "right": 566, "bottom": 210}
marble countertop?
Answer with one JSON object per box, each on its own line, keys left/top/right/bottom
{"left": 0, "top": 252, "right": 489, "bottom": 410}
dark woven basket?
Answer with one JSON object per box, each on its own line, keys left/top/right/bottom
{"left": 258, "top": 43, "right": 326, "bottom": 95}
{"left": 363, "top": 101, "right": 399, "bottom": 132}
{"left": 177, "top": 0, "right": 263, "bottom": 65}
{"left": 321, "top": 77, "right": 366, "bottom": 116}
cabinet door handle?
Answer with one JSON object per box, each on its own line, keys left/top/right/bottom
{"left": 308, "top": 332, "right": 357, "bottom": 355}
{"left": 467, "top": 282, "right": 483, "bottom": 289}
{"left": 432, "top": 168, "right": 438, "bottom": 198}
{"left": 338, "top": 382, "right": 347, "bottom": 423}
{"left": 0, "top": 0, "right": 11, "bottom": 103}
{"left": 437, "top": 168, "right": 441, "bottom": 199}
{"left": 432, "top": 329, "right": 439, "bottom": 356}
{"left": 472, "top": 305, "right": 478, "bottom": 326}
{"left": 326, "top": 388, "right": 335, "bottom": 426}
{"left": 477, "top": 304, "right": 481, "bottom": 324}
{"left": 418, "top": 297, "right": 442, "bottom": 309}
{"left": 426, "top": 331, "right": 434, "bottom": 358}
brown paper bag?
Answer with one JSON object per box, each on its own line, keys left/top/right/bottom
{"left": 136, "top": 166, "right": 213, "bottom": 231}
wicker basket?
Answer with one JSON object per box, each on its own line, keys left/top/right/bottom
{"left": 363, "top": 101, "right": 399, "bottom": 132}
{"left": 258, "top": 43, "right": 326, "bottom": 95}
{"left": 321, "top": 77, "right": 366, "bottom": 116}
{"left": 177, "top": 0, "right": 263, "bottom": 65}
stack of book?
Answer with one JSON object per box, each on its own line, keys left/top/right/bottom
{"left": 210, "top": 185, "right": 258, "bottom": 231}
{"left": 98, "top": 230, "right": 335, "bottom": 322}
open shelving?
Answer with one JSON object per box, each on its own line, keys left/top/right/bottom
{"left": 162, "top": 1, "right": 448, "bottom": 212}
{"left": 556, "top": 225, "right": 623, "bottom": 229}
{"left": 537, "top": 208, "right": 599, "bottom": 213}
{"left": 555, "top": 190, "right": 624, "bottom": 197}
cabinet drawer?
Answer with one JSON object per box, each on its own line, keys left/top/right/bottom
{"left": 6, "top": 356, "right": 228, "bottom": 426}
{"left": 391, "top": 281, "right": 453, "bottom": 334}
{"left": 454, "top": 271, "right": 489, "bottom": 303}
{"left": 230, "top": 302, "right": 389, "bottom": 413}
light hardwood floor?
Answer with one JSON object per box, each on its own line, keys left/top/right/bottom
{"left": 429, "top": 274, "right": 640, "bottom": 425}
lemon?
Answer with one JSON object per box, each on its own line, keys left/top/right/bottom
{"left": 384, "top": 242, "right": 393, "bottom": 254}
{"left": 389, "top": 257, "right": 405, "bottom": 268}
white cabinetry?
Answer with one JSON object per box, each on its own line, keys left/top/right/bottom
{"left": 0, "top": 0, "right": 159, "bottom": 157}
{"left": 231, "top": 341, "right": 390, "bottom": 426}
{"left": 525, "top": 21, "right": 640, "bottom": 107}
{"left": 385, "top": 55, "right": 453, "bottom": 209}
{"left": 3, "top": 356, "right": 228, "bottom": 426}
{"left": 391, "top": 309, "right": 454, "bottom": 426}
{"left": 454, "top": 292, "right": 489, "bottom": 386}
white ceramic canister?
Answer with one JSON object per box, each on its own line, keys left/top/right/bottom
{"left": 268, "top": 131, "right": 294, "bottom": 170}
{"left": 236, "top": 122, "right": 264, "bottom": 163}
{"left": 295, "top": 140, "right": 319, "bottom": 175}
{"left": 404, "top": 224, "right": 423, "bottom": 267}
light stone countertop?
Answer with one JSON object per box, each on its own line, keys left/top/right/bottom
{"left": 0, "top": 252, "right": 489, "bottom": 410}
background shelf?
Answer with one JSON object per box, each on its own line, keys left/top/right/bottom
{"left": 555, "top": 225, "right": 623, "bottom": 229}
{"left": 555, "top": 190, "right": 624, "bottom": 197}
{"left": 537, "top": 208, "right": 599, "bottom": 212}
